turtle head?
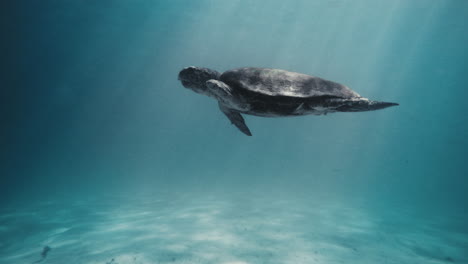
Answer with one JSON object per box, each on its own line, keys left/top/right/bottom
{"left": 178, "top": 66, "right": 221, "bottom": 95}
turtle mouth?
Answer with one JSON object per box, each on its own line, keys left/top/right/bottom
{"left": 177, "top": 72, "right": 189, "bottom": 86}
{"left": 177, "top": 73, "right": 184, "bottom": 81}
{"left": 181, "top": 80, "right": 191, "bottom": 87}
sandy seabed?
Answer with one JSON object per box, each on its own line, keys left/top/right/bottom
{"left": 0, "top": 192, "right": 466, "bottom": 264}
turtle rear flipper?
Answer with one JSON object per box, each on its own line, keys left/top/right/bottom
{"left": 219, "top": 103, "right": 252, "bottom": 136}
{"left": 327, "top": 98, "right": 399, "bottom": 112}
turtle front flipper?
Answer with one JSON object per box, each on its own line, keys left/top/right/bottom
{"left": 206, "top": 79, "right": 233, "bottom": 101}
{"left": 218, "top": 103, "right": 252, "bottom": 136}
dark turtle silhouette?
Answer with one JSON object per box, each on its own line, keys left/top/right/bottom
{"left": 178, "top": 66, "right": 398, "bottom": 136}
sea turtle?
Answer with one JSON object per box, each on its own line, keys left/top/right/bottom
{"left": 178, "top": 66, "right": 398, "bottom": 136}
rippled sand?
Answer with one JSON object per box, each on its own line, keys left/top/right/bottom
{"left": 0, "top": 192, "right": 466, "bottom": 264}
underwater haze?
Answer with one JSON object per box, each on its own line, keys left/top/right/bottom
{"left": 2, "top": 0, "right": 468, "bottom": 263}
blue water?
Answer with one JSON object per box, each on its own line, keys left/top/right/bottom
{"left": 2, "top": 0, "right": 468, "bottom": 263}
